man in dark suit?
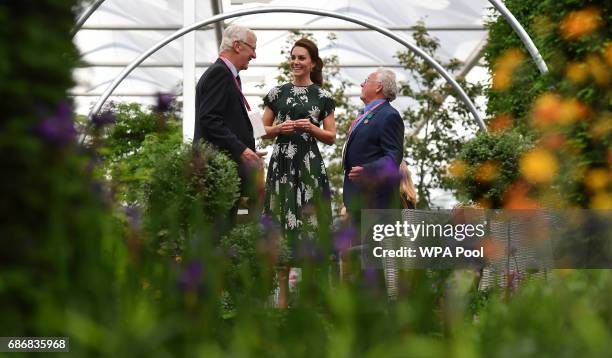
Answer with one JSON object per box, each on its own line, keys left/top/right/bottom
{"left": 194, "top": 25, "right": 263, "bottom": 216}
{"left": 343, "top": 68, "right": 404, "bottom": 217}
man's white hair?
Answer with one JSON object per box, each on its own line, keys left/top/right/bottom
{"left": 219, "top": 25, "right": 255, "bottom": 52}
{"left": 374, "top": 68, "right": 398, "bottom": 102}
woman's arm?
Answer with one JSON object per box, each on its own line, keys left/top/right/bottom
{"left": 293, "top": 112, "right": 336, "bottom": 145}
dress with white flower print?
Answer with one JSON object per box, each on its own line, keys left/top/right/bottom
{"left": 263, "top": 83, "right": 335, "bottom": 258}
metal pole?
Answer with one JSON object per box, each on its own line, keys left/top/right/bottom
{"left": 87, "top": 6, "right": 486, "bottom": 131}
{"left": 183, "top": 0, "right": 196, "bottom": 142}
{"left": 71, "top": 0, "right": 106, "bottom": 38}
{"left": 487, "top": 0, "right": 548, "bottom": 74}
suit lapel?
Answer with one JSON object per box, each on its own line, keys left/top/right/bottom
{"left": 343, "top": 102, "right": 389, "bottom": 168}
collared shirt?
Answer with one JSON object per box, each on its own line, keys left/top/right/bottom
{"left": 362, "top": 98, "right": 386, "bottom": 114}
{"left": 219, "top": 55, "right": 238, "bottom": 78}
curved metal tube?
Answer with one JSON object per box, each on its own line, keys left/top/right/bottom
{"left": 72, "top": 0, "right": 106, "bottom": 38}
{"left": 487, "top": 0, "right": 548, "bottom": 74}
{"left": 87, "top": 6, "right": 486, "bottom": 131}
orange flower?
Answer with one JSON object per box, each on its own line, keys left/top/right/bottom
{"left": 531, "top": 93, "right": 562, "bottom": 129}
{"left": 560, "top": 7, "right": 601, "bottom": 40}
{"left": 559, "top": 98, "right": 590, "bottom": 125}
{"left": 492, "top": 48, "right": 525, "bottom": 91}
{"left": 604, "top": 43, "right": 612, "bottom": 67}
{"left": 566, "top": 62, "right": 589, "bottom": 84}
{"left": 586, "top": 54, "right": 610, "bottom": 87}
{"left": 520, "top": 148, "right": 559, "bottom": 184}
{"left": 475, "top": 161, "right": 499, "bottom": 183}
{"left": 447, "top": 159, "right": 467, "bottom": 178}
{"left": 540, "top": 132, "right": 566, "bottom": 150}
{"left": 503, "top": 181, "right": 540, "bottom": 209}
{"left": 488, "top": 114, "right": 513, "bottom": 133}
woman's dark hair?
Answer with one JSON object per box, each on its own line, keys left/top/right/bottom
{"left": 291, "top": 38, "right": 324, "bottom": 86}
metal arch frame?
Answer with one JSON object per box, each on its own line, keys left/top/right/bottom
{"left": 87, "top": 6, "right": 487, "bottom": 131}
{"left": 72, "top": 0, "right": 549, "bottom": 76}
{"left": 488, "top": 0, "right": 548, "bottom": 74}
{"left": 72, "top": 0, "right": 106, "bottom": 38}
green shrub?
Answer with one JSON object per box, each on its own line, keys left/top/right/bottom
{"left": 452, "top": 130, "right": 533, "bottom": 207}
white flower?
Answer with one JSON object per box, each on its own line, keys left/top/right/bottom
{"left": 296, "top": 187, "right": 302, "bottom": 207}
{"left": 300, "top": 95, "right": 308, "bottom": 103}
{"left": 286, "top": 209, "right": 301, "bottom": 229}
{"left": 309, "top": 151, "right": 316, "bottom": 159}
{"left": 304, "top": 186, "right": 313, "bottom": 202}
{"left": 308, "top": 106, "right": 320, "bottom": 120}
{"left": 286, "top": 97, "right": 293, "bottom": 105}
{"left": 320, "top": 161, "right": 326, "bottom": 174}
{"left": 272, "top": 145, "right": 280, "bottom": 158}
{"left": 309, "top": 215, "right": 318, "bottom": 228}
{"left": 303, "top": 155, "right": 310, "bottom": 173}
{"left": 275, "top": 180, "right": 279, "bottom": 194}
{"left": 267, "top": 86, "right": 281, "bottom": 102}
{"left": 286, "top": 142, "right": 297, "bottom": 159}
{"left": 318, "top": 88, "right": 332, "bottom": 98}
{"left": 280, "top": 174, "right": 287, "bottom": 184}
{"left": 301, "top": 133, "right": 311, "bottom": 141}
{"left": 291, "top": 86, "right": 308, "bottom": 96}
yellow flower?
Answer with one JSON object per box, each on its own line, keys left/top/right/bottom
{"left": 520, "top": 148, "right": 559, "bottom": 183}
{"left": 447, "top": 159, "right": 467, "bottom": 178}
{"left": 584, "top": 169, "right": 609, "bottom": 191}
{"left": 590, "top": 192, "right": 612, "bottom": 209}
{"left": 560, "top": 7, "right": 601, "bottom": 40}
{"left": 474, "top": 161, "right": 499, "bottom": 183}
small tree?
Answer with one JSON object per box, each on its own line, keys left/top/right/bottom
{"left": 396, "top": 23, "right": 484, "bottom": 208}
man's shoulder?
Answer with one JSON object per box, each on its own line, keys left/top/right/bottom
{"left": 197, "top": 61, "right": 231, "bottom": 87}
{"left": 376, "top": 102, "right": 401, "bottom": 119}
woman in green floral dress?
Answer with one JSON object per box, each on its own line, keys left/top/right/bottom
{"left": 262, "top": 38, "right": 336, "bottom": 307}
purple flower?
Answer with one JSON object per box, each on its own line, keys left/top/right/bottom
{"left": 179, "top": 261, "right": 203, "bottom": 292}
{"left": 92, "top": 110, "right": 116, "bottom": 128}
{"left": 36, "top": 102, "right": 76, "bottom": 145}
{"left": 334, "top": 226, "right": 356, "bottom": 253}
{"left": 155, "top": 92, "right": 175, "bottom": 113}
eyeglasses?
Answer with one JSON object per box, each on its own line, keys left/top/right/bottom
{"left": 238, "top": 40, "right": 256, "bottom": 52}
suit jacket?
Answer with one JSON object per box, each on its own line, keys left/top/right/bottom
{"left": 194, "top": 58, "right": 255, "bottom": 162}
{"left": 343, "top": 101, "right": 404, "bottom": 211}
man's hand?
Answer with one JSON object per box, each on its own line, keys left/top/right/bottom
{"left": 348, "top": 166, "right": 366, "bottom": 183}
{"left": 240, "top": 148, "right": 263, "bottom": 169}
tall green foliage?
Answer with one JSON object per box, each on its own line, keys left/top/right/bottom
{"left": 397, "top": 23, "right": 484, "bottom": 208}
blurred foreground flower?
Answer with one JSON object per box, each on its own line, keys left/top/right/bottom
{"left": 447, "top": 159, "right": 467, "bottom": 178}
{"left": 474, "top": 161, "right": 499, "bottom": 183}
{"left": 531, "top": 93, "right": 561, "bottom": 129}
{"left": 492, "top": 48, "right": 524, "bottom": 91}
{"left": 520, "top": 148, "right": 559, "bottom": 184}
{"left": 155, "top": 92, "right": 175, "bottom": 113}
{"left": 36, "top": 102, "right": 76, "bottom": 145}
{"left": 488, "top": 114, "right": 513, "bottom": 133}
{"left": 560, "top": 7, "right": 601, "bottom": 41}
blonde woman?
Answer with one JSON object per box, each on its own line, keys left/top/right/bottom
{"left": 399, "top": 160, "right": 417, "bottom": 209}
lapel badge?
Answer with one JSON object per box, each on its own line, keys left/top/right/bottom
{"left": 364, "top": 119, "right": 369, "bottom": 124}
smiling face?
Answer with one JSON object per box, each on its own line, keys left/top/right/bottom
{"left": 290, "top": 46, "right": 314, "bottom": 80}
{"left": 234, "top": 32, "right": 257, "bottom": 71}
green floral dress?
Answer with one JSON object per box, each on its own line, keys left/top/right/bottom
{"left": 263, "top": 83, "right": 335, "bottom": 253}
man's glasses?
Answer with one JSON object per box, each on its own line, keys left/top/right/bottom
{"left": 238, "top": 40, "right": 256, "bottom": 52}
